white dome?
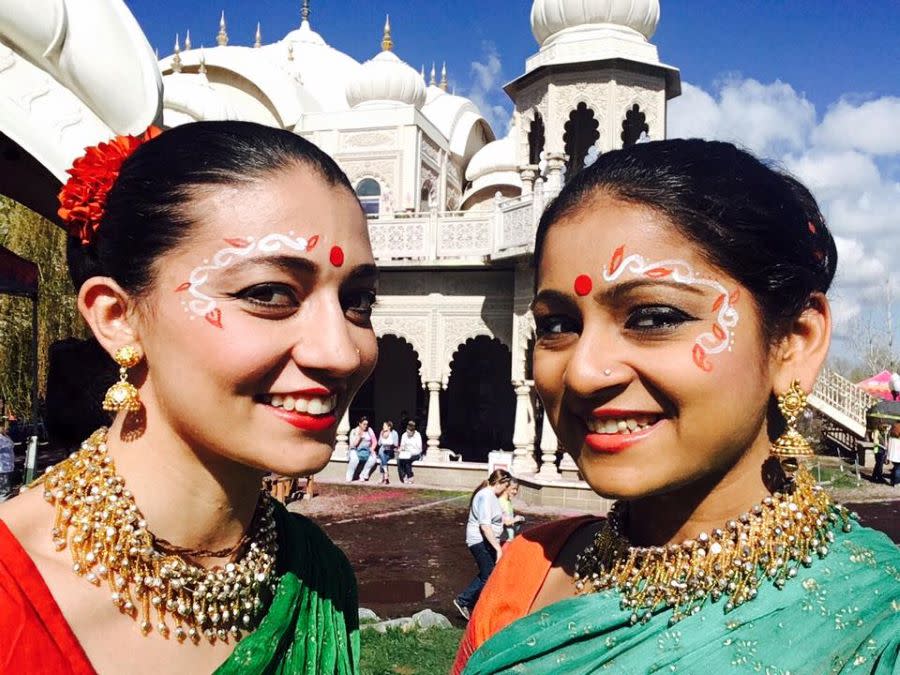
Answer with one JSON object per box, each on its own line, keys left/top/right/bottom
{"left": 465, "top": 136, "right": 517, "bottom": 182}
{"left": 162, "top": 72, "right": 237, "bottom": 124}
{"left": 531, "top": 0, "right": 660, "bottom": 45}
{"left": 262, "top": 20, "right": 362, "bottom": 111}
{"left": 346, "top": 49, "right": 426, "bottom": 109}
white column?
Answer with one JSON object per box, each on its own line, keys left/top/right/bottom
{"left": 332, "top": 408, "right": 350, "bottom": 460}
{"left": 424, "top": 380, "right": 443, "bottom": 461}
{"left": 518, "top": 165, "right": 537, "bottom": 195}
{"left": 511, "top": 381, "right": 538, "bottom": 474}
{"left": 544, "top": 152, "right": 567, "bottom": 194}
{"left": 537, "top": 412, "right": 561, "bottom": 479}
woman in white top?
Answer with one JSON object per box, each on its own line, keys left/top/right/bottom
{"left": 376, "top": 421, "right": 400, "bottom": 484}
{"left": 453, "top": 469, "right": 512, "bottom": 619}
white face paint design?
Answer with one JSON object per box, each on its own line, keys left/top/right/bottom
{"left": 176, "top": 232, "right": 318, "bottom": 329}
{"left": 602, "top": 245, "right": 740, "bottom": 372}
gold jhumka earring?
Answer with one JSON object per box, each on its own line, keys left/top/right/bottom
{"left": 103, "top": 345, "right": 143, "bottom": 413}
{"left": 770, "top": 379, "right": 813, "bottom": 467}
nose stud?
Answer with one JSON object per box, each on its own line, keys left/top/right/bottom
{"left": 603, "top": 368, "right": 613, "bottom": 376}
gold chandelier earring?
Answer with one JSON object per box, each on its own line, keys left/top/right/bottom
{"left": 103, "top": 345, "right": 143, "bottom": 413}
{"left": 770, "top": 379, "right": 813, "bottom": 469}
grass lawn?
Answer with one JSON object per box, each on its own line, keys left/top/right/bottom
{"left": 813, "top": 464, "right": 861, "bottom": 489}
{"left": 360, "top": 627, "right": 464, "bottom": 675}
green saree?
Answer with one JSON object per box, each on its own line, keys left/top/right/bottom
{"left": 216, "top": 502, "right": 359, "bottom": 674}
{"left": 464, "top": 524, "right": 899, "bottom": 674}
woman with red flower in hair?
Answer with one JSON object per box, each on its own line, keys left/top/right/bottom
{"left": 0, "top": 121, "right": 377, "bottom": 674}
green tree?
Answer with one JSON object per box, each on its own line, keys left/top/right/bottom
{"left": 0, "top": 195, "right": 87, "bottom": 420}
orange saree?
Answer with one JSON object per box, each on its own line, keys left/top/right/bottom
{"left": 452, "top": 515, "right": 598, "bottom": 675}
{"left": 0, "top": 520, "right": 96, "bottom": 674}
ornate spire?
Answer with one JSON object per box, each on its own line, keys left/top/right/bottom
{"left": 287, "top": 43, "right": 294, "bottom": 61}
{"left": 172, "top": 33, "right": 182, "bottom": 73}
{"left": 429, "top": 62, "right": 436, "bottom": 86}
{"left": 199, "top": 47, "right": 207, "bottom": 75}
{"left": 184, "top": 29, "right": 192, "bottom": 51}
{"left": 440, "top": 62, "right": 448, "bottom": 90}
{"left": 216, "top": 11, "right": 228, "bottom": 46}
{"left": 254, "top": 22, "right": 262, "bottom": 48}
{"left": 381, "top": 15, "right": 393, "bottom": 52}
{"left": 420, "top": 64, "right": 425, "bottom": 79}
{"left": 301, "top": 0, "right": 311, "bottom": 26}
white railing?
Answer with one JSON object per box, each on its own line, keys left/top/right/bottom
{"left": 809, "top": 368, "right": 876, "bottom": 438}
{"left": 368, "top": 185, "right": 561, "bottom": 264}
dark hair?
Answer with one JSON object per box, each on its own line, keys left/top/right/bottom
{"left": 383, "top": 420, "right": 394, "bottom": 430}
{"left": 67, "top": 121, "right": 358, "bottom": 294}
{"left": 535, "top": 139, "right": 837, "bottom": 340}
{"left": 469, "top": 468, "right": 513, "bottom": 509}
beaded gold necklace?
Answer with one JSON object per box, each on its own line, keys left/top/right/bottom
{"left": 574, "top": 466, "right": 853, "bottom": 626}
{"left": 37, "top": 428, "right": 279, "bottom": 643}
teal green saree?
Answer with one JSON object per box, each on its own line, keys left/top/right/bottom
{"left": 464, "top": 524, "right": 899, "bottom": 674}
{"left": 216, "top": 503, "right": 359, "bottom": 674}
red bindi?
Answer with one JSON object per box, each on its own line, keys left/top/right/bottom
{"left": 573, "top": 274, "right": 593, "bottom": 297}
{"left": 329, "top": 245, "right": 345, "bottom": 267}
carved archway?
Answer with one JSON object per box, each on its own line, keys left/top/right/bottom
{"left": 528, "top": 112, "right": 545, "bottom": 165}
{"left": 563, "top": 102, "right": 600, "bottom": 177}
{"left": 350, "top": 335, "right": 424, "bottom": 429}
{"left": 440, "top": 336, "right": 515, "bottom": 462}
{"left": 621, "top": 103, "right": 649, "bottom": 147}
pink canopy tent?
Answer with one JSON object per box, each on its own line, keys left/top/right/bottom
{"left": 856, "top": 370, "right": 896, "bottom": 401}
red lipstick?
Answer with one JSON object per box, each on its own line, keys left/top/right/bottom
{"left": 267, "top": 407, "right": 338, "bottom": 432}
{"left": 584, "top": 411, "right": 663, "bottom": 454}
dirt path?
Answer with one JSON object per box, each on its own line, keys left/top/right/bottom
{"left": 290, "top": 481, "right": 899, "bottom": 626}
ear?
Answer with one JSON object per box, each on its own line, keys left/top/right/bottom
{"left": 770, "top": 292, "right": 831, "bottom": 394}
{"left": 77, "top": 277, "right": 141, "bottom": 357}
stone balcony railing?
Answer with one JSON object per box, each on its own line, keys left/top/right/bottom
{"left": 368, "top": 186, "right": 558, "bottom": 265}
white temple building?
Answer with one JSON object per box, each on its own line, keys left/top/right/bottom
{"left": 150, "top": 0, "right": 682, "bottom": 476}
{"left": 0, "top": 0, "right": 684, "bottom": 490}
{"left": 2, "top": 0, "right": 876, "bottom": 501}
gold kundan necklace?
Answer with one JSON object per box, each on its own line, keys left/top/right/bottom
{"left": 36, "top": 428, "right": 279, "bottom": 643}
{"left": 574, "top": 466, "right": 853, "bottom": 626}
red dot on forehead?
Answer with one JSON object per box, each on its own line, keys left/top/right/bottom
{"left": 574, "top": 274, "right": 593, "bottom": 297}
{"left": 329, "top": 245, "right": 345, "bottom": 267}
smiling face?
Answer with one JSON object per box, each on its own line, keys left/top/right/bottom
{"left": 532, "top": 193, "right": 776, "bottom": 500}
{"left": 134, "top": 163, "right": 377, "bottom": 476}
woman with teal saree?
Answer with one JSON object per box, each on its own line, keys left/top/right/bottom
{"left": 0, "top": 121, "right": 376, "bottom": 673}
{"left": 455, "top": 139, "right": 900, "bottom": 674}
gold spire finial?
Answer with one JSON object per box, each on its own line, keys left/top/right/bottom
{"left": 172, "top": 33, "right": 182, "bottom": 73}
{"left": 301, "top": 0, "right": 311, "bottom": 25}
{"left": 429, "top": 62, "right": 436, "bottom": 86}
{"left": 440, "top": 61, "right": 448, "bottom": 90}
{"left": 254, "top": 22, "right": 262, "bottom": 48}
{"left": 184, "top": 29, "right": 192, "bottom": 51}
{"left": 381, "top": 15, "right": 393, "bottom": 51}
{"left": 217, "top": 11, "right": 228, "bottom": 46}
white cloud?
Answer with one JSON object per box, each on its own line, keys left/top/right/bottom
{"left": 466, "top": 43, "right": 513, "bottom": 135}
{"left": 668, "top": 78, "right": 816, "bottom": 157}
{"left": 812, "top": 97, "right": 900, "bottom": 155}
{"left": 669, "top": 81, "right": 900, "bottom": 357}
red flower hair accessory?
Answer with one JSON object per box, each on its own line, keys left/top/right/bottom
{"left": 57, "top": 126, "right": 162, "bottom": 246}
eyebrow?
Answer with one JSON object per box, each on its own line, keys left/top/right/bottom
{"left": 531, "top": 278, "right": 707, "bottom": 310}
{"left": 218, "top": 256, "right": 378, "bottom": 285}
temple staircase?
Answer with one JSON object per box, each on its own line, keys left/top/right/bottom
{"left": 808, "top": 368, "right": 876, "bottom": 455}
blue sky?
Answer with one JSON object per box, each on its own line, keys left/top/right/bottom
{"left": 127, "top": 1, "right": 899, "bottom": 357}
{"left": 128, "top": 1, "right": 898, "bottom": 114}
